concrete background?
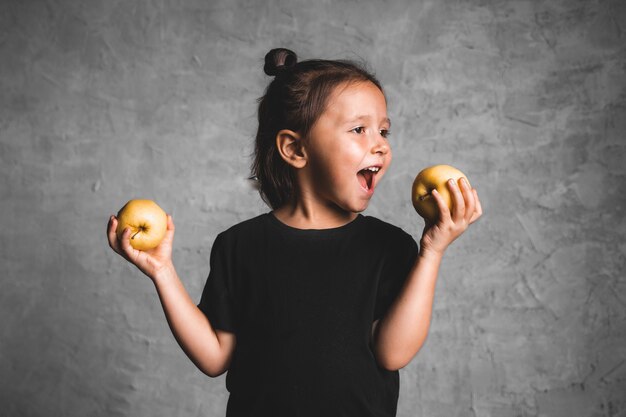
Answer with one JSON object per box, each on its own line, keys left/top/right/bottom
{"left": 1, "top": 0, "right": 625, "bottom": 416}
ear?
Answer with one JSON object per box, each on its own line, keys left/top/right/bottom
{"left": 276, "top": 129, "right": 307, "bottom": 169}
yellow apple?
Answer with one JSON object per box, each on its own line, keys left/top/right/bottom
{"left": 412, "top": 165, "right": 470, "bottom": 223}
{"left": 116, "top": 199, "right": 167, "bottom": 251}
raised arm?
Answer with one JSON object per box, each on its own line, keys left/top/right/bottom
{"left": 107, "top": 215, "right": 236, "bottom": 377}
{"left": 372, "top": 178, "right": 482, "bottom": 370}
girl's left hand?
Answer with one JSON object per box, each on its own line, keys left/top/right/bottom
{"left": 419, "top": 177, "right": 482, "bottom": 258}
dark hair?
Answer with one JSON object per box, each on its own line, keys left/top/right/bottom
{"left": 251, "top": 48, "right": 384, "bottom": 209}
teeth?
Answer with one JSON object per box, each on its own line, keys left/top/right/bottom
{"left": 365, "top": 167, "right": 380, "bottom": 172}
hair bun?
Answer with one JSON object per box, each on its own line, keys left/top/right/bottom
{"left": 264, "top": 48, "right": 297, "bottom": 76}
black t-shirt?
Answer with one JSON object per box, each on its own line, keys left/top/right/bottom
{"left": 198, "top": 213, "right": 418, "bottom": 417}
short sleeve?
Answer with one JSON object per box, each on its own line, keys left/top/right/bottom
{"left": 198, "top": 233, "right": 237, "bottom": 332}
{"left": 373, "top": 231, "right": 418, "bottom": 322}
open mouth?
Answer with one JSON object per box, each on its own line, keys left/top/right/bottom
{"left": 357, "top": 166, "right": 380, "bottom": 191}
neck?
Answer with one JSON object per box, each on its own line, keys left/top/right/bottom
{"left": 272, "top": 195, "right": 358, "bottom": 230}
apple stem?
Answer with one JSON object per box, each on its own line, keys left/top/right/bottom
{"left": 131, "top": 231, "right": 140, "bottom": 240}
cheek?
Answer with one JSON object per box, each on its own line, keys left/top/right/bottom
{"left": 308, "top": 154, "right": 339, "bottom": 185}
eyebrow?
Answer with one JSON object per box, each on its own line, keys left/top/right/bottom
{"left": 345, "top": 115, "right": 392, "bottom": 127}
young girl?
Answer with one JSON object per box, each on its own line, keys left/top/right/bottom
{"left": 107, "top": 48, "right": 482, "bottom": 417}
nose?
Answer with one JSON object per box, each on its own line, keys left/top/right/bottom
{"left": 371, "top": 135, "right": 390, "bottom": 155}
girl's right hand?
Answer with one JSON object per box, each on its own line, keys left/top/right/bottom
{"left": 107, "top": 214, "right": 176, "bottom": 280}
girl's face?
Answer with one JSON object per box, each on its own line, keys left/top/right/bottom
{"left": 302, "top": 81, "right": 391, "bottom": 213}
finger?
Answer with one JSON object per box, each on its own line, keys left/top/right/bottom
{"left": 460, "top": 178, "right": 475, "bottom": 223}
{"left": 107, "top": 216, "right": 122, "bottom": 253}
{"left": 448, "top": 178, "right": 465, "bottom": 222}
{"left": 119, "top": 226, "right": 139, "bottom": 259}
{"left": 469, "top": 189, "right": 483, "bottom": 224}
{"left": 431, "top": 188, "right": 451, "bottom": 223}
{"left": 165, "top": 214, "right": 175, "bottom": 236}
{"left": 153, "top": 215, "right": 176, "bottom": 249}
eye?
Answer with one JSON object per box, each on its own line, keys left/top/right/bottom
{"left": 350, "top": 126, "right": 365, "bottom": 134}
{"left": 380, "top": 129, "right": 390, "bottom": 138}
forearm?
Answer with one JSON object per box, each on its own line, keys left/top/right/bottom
{"left": 373, "top": 249, "right": 442, "bottom": 371}
{"left": 152, "top": 265, "right": 228, "bottom": 376}
{"left": 372, "top": 176, "right": 482, "bottom": 370}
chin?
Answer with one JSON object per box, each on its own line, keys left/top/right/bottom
{"left": 356, "top": 202, "right": 371, "bottom": 212}
{"left": 332, "top": 200, "right": 367, "bottom": 215}
{"left": 348, "top": 198, "right": 372, "bottom": 214}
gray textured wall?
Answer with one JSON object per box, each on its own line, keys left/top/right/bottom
{"left": 1, "top": 0, "right": 625, "bottom": 416}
